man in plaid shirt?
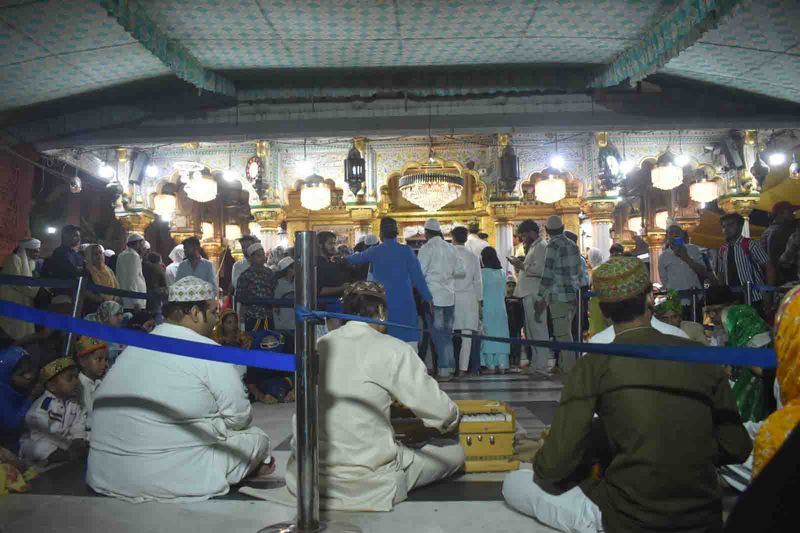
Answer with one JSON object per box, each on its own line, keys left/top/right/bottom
{"left": 536, "top": 216, "right": 582, "bottom": 375}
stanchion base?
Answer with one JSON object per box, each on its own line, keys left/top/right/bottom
{"left": 258, "top": 521, "right": 362, "bottom": 533}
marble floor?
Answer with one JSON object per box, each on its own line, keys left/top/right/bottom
{"left": 0, "top": 373, "right": 563, "bottom": 533}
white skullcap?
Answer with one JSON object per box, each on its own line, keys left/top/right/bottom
{"left": 168, "top": 244, "right": 184, "bottom": 264}
{"left": 424, "top": 218, "right": 441, "bottom": 232}
{"left": 103, "top": 249, "right": 116, "bottom": 257}
{"left": 144, "top": 240, "right": 151, "bottom": 250}
{"left": 127, "top": 232, "right": 144, "bottom": 244}
{"left": 20, "top": 239, "right": 41, "bottom": 250}
{"left": 168, "top": 276, "right": 217, "bottom": 303}
{"left": 277, "top": 257, "right": 294, "bottom": 272}
{"left": 247, "top": 242, "right": 264, "bottom": 256}
{"left": 79, "top": 243, "right": 91, "bottom": 251}
{"left": 364, "top": 234, "right": 379, "bottom": 246}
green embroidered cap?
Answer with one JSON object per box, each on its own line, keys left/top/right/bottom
{"left": 592, "top": 256, "right": 651, "bottom": 303}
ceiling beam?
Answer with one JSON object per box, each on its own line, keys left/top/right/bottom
{"left": 92, "top": 0, "right": 236, "bottom": 97}
{"left": 591, "top": 0, "right": 742, "bottom": 88}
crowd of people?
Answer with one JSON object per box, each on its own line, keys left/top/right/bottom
{"left": 0, "top": 207, "right": 798, "bottom": 532}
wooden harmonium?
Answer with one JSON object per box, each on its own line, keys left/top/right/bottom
{"left": 391, "top": 399, "right": 520, "bottom": 473}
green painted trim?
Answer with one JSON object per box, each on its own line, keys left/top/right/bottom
{"left": 93, "top": 0, "right": 235, "bottom": 97}
{"left": 592, "top": 0, "right": 742, "bottom": 88}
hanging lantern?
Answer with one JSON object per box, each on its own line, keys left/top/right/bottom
{"left": 184, "top": 172, "right": 218, "bottom": 203}
{"left": 654, "top": 210, "right": 669, "bottom": 230}
{"left": 499, "top": 143, "right": 520, "bottom": 194}
{"left": 535, "top": 167, "right": 566, "bottom": 204}
{"left": 153, "top": 192, "right": 176, "bottom": 218}
{"left": 627, "top": 216, "right": 643, "bottom": 234}
{"left": 689, "top": 178, "right": 719, "bottom": 203}
{"left": 651, "top": 151, "right": 684, "bottom": 191}
{"left": 225, "top": 224, "right": 242, "bottom": 241}
{"left": 201, "top": 222, "right": 215, "bottom": 241}
{"left": 300, "top": 174, "right": 331, "bottom": 211}
{"left": 344, "top": 143, "right": 366, "bottom": 196}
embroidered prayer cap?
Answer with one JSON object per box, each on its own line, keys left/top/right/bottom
{"left": 168, "top": 275, "right": 217, "bottom": 303}
{"left": 126, "top": 232, "right": 144, "bottom": 244}
{"left": 592, "top": 256, "right": 651, "bottom": 303}
{"left": 247, "top": 242, "right": 264, "bottom": 256}
{"left": 75, "top": 336, "right": 107, "bottom": 358}
{"left": 364, "top": 234, "right": 379, "bottom": 246}
{"left": 343, "top": 281, "right": 387, "bottom": 300}
{"left": 545, "top": 215, "right": 564, "bottom": 231}
{"left": 39, "top": 356, "right": 76, "bottom": 383}
{"left": 424, "top": 218, "right": 441, "bottom": 232}
{"left": 20, "top": 238, "right": 41, "bottom": 250}
{"left": 277, "top": 257, "right": 294, "bottom": 272}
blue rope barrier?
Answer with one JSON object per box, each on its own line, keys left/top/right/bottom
{"left": 0, "top": 274, "right": 76, "bottom": 290}
{"left": 0, "top": 300, "right": 295, "bottom": 372}
{"left": 296, "top": 306, "right": 777, "bottom": 369}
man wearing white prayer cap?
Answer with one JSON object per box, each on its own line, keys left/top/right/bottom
{"left": 115, "top": 232, "right": 147, "bottom": 310}
{"left": 88, "top": 275, "right": 274, "bottom": 502}
{"left": 0, "top": 238, "right": 42, "bottom": 339}
{"left": 236, "top": 241, "right": 276, "bottom": 331}
{"left": 165, "top": 244, "right": 184, "bottom": 287}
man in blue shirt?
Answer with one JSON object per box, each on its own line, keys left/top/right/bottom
{"left": 345, "top": 218, "right": 432, "bottom": 352}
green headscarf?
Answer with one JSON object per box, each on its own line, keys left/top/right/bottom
{"left": 724, "top": 304, "right": 768, "bottom": 348}
{"left": 654, "top": 290, "right": 683, "bottom": 317}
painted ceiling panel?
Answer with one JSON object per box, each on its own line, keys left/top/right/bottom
{"left": 699, "top": 0, "right": 800, "bottom": 53}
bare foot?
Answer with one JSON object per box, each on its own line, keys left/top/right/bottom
{"left": 247, "top": 459, "right": 276, "bottom": 481}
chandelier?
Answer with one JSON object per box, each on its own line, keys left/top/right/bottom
{"left": 689, "top": 178, "right": 719, "bottom": 203}
{"left": 300, "top": 174, "right": 331, "bottom": 211}
{"left": 399, "top": 172, "right": 464, "bottom": 212}
{"left": 651, "top": 152, "right": 683, "bottom": 191}
{"left": 535, "top": 167, "right": 566, "bottom": 204}
{"left": 225, "top": 224, "right": 242, "bottom": 241}
{"left": 184, "top": 171, "right": 218, "bottom": 203}
{"left": 153, "top": 193, "right": 176, "bottom": 218}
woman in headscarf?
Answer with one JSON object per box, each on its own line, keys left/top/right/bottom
{"left": 0, "top": 239, "right": 41, "bottom": 341}
{"left": 586, "top": 247, "right": 608, "bottom": 337}
{"left": 0, "top": 347, "right": 39, "bottom": 452}
{"left": 82, "top": 244, "right": 120, "bottom": 316}
{"left": 480, "top": 247, "right": 510, "bottom": 374}
{"left": 85, "top": 301, "right": 126, "bottom": 364}
{"left": 722, "top": 305, "right": 773, "bottom": 424}
{"left": 753, "top": 286, "right": 800, "bottom": 478}
{"left": 165, "top": 244, "right": 185, "bottom": 287}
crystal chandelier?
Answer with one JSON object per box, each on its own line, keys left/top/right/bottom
{"left": 689, "top": 178, "right": 719, "bottom": 203}
{"left": 535, "top": 167, "right": 566, "bottom": 204}
{"left": 300, "top": 174, "right": 331, "bottom": 211}
{"left": 651, "top": 151, "right": 683, "bottom": 191}
{"left": 399, "top": 172, "right": 464, "bottom": 212}
{"left": 184, "top": 171, "right": 218, "bottom": 203}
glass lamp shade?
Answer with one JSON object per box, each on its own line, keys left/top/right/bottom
{"left": 627, "top": 216, "right": 643, "bottom": 234}
{"left": 654, "top": 210, "right": 669, "bottom": 230}
{"left": 535, "top": 177, "right": 566, "bottom": 204}
{"left": 153, "top": 193, "right": 176, "bottom": 217}
{"left": 651, "top": 164, "right": 683, "bottom": 191}
{"left": 201, "top": 222, "right": 215, "bottom": 241}
{"left": 300, "top": 175, "right": 331, "bottom": 211}
{"left": 399, "top": 173, "right": 464, "bottom": 212}
{"left": 689, "top": 179, "right": 719, "bottom": 203}
{"left": 249, "top": 222, "right": 261, "bottom": 238}
{"left": 184, "top": 174, "right": 218, "bottom": 203}
{"left": 225, "top": 224, "right": 242, "bottom": 241}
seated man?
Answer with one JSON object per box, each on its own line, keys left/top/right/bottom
{"left": 87, "top": 276, "right": 273, "bottom": 502}
{"left": 286, "top": 281, "right": 464, "bottom": 511}
{"left": 503, "top": 257, "right": 751, "bottom": 533}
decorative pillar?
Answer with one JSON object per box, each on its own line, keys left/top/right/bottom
{"left": 116, "top": 208, "right": 155, "bottom": 239}
{"left": 202, "top": 242, "right": 223, "bottom": 270}
{"left": 556, "top": 196, "right": 582, "bottom": 242}
{"left": 718, "top": 194, "right": 760, "bottom": 238}
{"left": 582, "top": 197, "right": 616, "bottom": 262}
{"left": 645, "top": 230, "right": 666, "bottom": 284}
{"left": 252, "top": 205, "right": 285, "bottom": 251}
{"left": 488, "top": 200, "right": 520, "bottom": 275}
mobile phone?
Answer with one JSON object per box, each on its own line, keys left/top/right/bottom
{"left": 673, "top": 237, "right": 685, "bottom": 247}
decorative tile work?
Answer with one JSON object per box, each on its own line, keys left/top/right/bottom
{"left": 700, "top": 0, "right": 800, "bottom": 53}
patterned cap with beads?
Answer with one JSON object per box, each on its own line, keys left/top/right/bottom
{"left": 39, "top": 356, "right": 76, "bottom": 383}
{"left": 168, "top": 275, "right": 217, "bottom": 302}
{"left": 592, "top": 256, "right": 651, "bottom": 303}
{"left": 75, "top": 336, "right": 107, "bottom": 358}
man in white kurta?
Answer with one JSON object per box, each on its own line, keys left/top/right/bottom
{"left": 286, "top": 281, "right": 464, "bottom": 511}
{"left": 87, "top": 276, "right": 272, "bottom": 503}
{"left": 452, "top": 227, "right": 482, "bottom": 375}
{"left": 0, "top": 239, "right": 41, "bottom": 340}
{"left": 115, "top": 232, "right": 147, "bottom": 310}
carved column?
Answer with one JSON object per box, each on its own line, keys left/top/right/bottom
{"left": 645, "top": 230, "right": 666, "bottom": 284}
{"left": 582, "top": 197, "right": 616, "bottom": 262}
{"left": 556, "top": 196, "right": 582, "bottom": 242}
{"left": 489, "top": 200, "right": 520, "bottom": 274}
{"left": 116, "top": 208, "right": 156, "bottom": 239}
{"left": 252, "top": 205, "right": 285, "bottom": 251}
{"left": 202, "top": 242, "right": 223, "bottom": 270}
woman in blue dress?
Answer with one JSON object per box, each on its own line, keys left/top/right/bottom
{"left": 480, "top": 247, "right": 511, "bottom": 374}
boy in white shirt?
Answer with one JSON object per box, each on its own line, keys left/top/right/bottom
{"left": 20, "top": 357, "right": 88, "bottom": 464}
{"left": 75, "top": 336, "right": 109, "bottom": 427}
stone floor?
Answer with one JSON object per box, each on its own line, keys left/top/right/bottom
{"left": 0, "top": 373, "right": 563, "bottom": 533}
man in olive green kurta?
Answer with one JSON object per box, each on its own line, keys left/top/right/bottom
{"left": 503, "top": 257, "right": 752, "bottom": 533}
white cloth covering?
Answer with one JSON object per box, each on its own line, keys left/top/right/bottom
{"left": 166, "top": 245, "right": 185, "bottom": 286}
{"left": 115, "top": 247, "right": 147, "bottom": 309}
{"left": 590, "top": 317, "right": 689, "bottom": 344}
{"left": 417, "top": 236, "right": 466, "bottom": 307}
{"left": 465, "top": 233, "right": 489, "bottom": 258}
{"left": 87, "top": 323, "right": 270, "bottom": 503}
{"left": 454, "top": 244, "right": 482, "bottom": 372}
{"left": 503, "top": 469, "right": 604, "bottom": 533}
{"left": 285, "top": 321, "right": 463, "bottom": 511}
{"left": 78, "top": 371, "right": 102, "bottom": 429}
{"left": 19, "top": 390, "right": 87, "bottom": 463}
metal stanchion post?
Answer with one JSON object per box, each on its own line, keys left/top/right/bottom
{"left": 260, "top": 232, "right": 359, "bottom": 533}
{"left": 63, "top": 276, "right": 85, "bottom": 355}
{"left": 746, "top": 281, "right": 753, "bottom": 306}
{"left": 576, "top": 288, "right": 583, "bottom": 345}
{"left": 691, "top": 291, "right": 698, "bottom": 323}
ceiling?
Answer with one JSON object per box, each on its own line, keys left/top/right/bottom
{"left": 0, "top": 0, "right": 799, "bottom": 146}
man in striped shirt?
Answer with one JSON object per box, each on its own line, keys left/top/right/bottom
{"left": 716, "top": 213, "right": 768, "bottom": 304}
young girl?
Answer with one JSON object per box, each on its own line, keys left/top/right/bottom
{"left": 480, "top": 247, "right": 511, "bottom": 374}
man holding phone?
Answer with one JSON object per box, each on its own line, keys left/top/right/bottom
{"left": 658, "top": 223, "right": 711, "bottom": 321}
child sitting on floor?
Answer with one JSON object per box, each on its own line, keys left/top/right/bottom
{"left": 246, "top": 330, "right": 295, "bottom": 404}
{"left": 19, "top": 357, "right": 88, "bottom": 464}
{"left": 74, "top": 336, "right": 109, "bottom": 428}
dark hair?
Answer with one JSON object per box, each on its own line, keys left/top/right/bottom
{"left": 468, "top": 223, "right": 480, "bottom": 234}
{"left": 62, "top": 225, "right": 80, "bottom": 236}
{"left": 318, "top": 231, "right": 337, "bottom": 248}
{"left": 380, "top": 217, "right": 398, "bottom": 239}
{"left": 127, "top": 310, "right": 155, "bottom": 331}
{"left": 705, "top": 285, "right": 737, "bottom": 306}
{"left": 343, "top": 293, "right": 386, "bottom": 319}
{"left": 425, "top": 229, "right": 443, "bottom": 239}
{"left": 564, "top": 230, "right": 578, "bottom": 244}
{"left": 353, "top": 242, "right": 367, "bottom": 253}
{"left": 598, "top": 289, "right": 650, "bottom": 323}
{"left": 517, "top": 219, "right": 539, "bottom": 235}
{"left": 478, "top": 232, "right": 489, "bottom": 240}
{"left": 609, "top": 243, "right": 625, "bottom": 256}
{"left": 182, "top": 236, "right": 201, "bottom": 248}
{"left": 546, "top": 226, "right": 564, "bottom": 236}
{"left": 452, "top": 226, "right": 468, "bottom": 244}
{"left": 481, "top": 246, "right": 503, "bottom": 270}
{"left": 147, "top": 252, "right": 161, "bottom": 264}
{"left": 721, "top": 213, "right": 745, "bottom": 226}
{"left": 163, "top": 300, "right": 208, "bottom": 321}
